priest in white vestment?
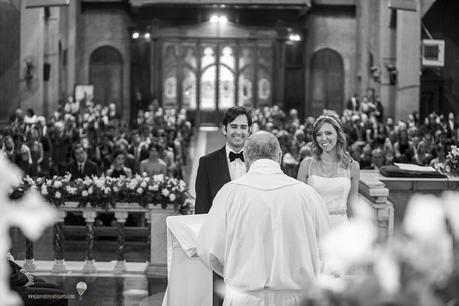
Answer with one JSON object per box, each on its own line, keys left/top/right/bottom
{"left": 197, "top": 131, "right": 331, "bottom": 306}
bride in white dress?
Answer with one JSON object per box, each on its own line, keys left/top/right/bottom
{"left": 297, "top": 114, "right": 360, "bottom": 227}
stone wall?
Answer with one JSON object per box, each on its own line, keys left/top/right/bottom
{"left": 0, "top": 1, "right": 20, "bottom": 123}
{"left": 304, "top": 7, "right": 357, "bottom": 114}
{"left": 77, "top": 6, "right": 131, "bottom": 121}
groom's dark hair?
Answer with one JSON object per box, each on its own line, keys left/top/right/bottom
{"left": 222, "top": 106, "right": 252, "bottom": 128}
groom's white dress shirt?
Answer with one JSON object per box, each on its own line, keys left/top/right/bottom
{"left": 197, "top": 159, "right": 330, "bottom": 306}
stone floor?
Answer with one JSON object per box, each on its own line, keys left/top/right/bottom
{"left": 36, "top": 274, "right": 167, "bottom": 306}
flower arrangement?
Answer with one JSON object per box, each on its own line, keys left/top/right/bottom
{"left": 302, "top": 193, "right": 459, "bottom": 306}
{"left": 436, "top": 145, "right": 459, "bottom": 176}
{"left": 11, "top": 173, "right": 193, "bottom": 212}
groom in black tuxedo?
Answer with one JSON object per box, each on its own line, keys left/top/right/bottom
{"left": 195, "top": 106, "right": 252, "bottom": 214}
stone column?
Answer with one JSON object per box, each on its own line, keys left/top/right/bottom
{"left": 145, "top": 205, "right": 176, "bottom": 276}
{"left": 52, "top": 210, "right": 67, "bottom": 272}
{"left": 23, "top": 239, "right": 36, "bottom": 271}
{"left": 144, "top": 206, "right": 152, "bottom": 272}
{"left": 82, "top": 209, "right": 97, "bottom": 273}
{"left": 114, "top": 211, "right": 128, "bottom": 273}
{"left": 395, "top": 7, "right": 421, "bottom": 121}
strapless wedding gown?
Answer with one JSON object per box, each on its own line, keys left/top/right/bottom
{"left": 307, "top": 163, "right": 351, "bottom": 228}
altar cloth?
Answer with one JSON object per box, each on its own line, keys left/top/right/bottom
{"left": 162, "top": 214, "right": 212, "bottom": 306}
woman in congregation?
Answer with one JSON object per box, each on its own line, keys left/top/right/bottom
{"left": 139, "top": 142, "right": 167, "bottom": 177}
{"left": 297, "top": 114, "right": 360, "bottom": 228}
{"left": 106, "top": 150, "right": 133, "bottom": 178}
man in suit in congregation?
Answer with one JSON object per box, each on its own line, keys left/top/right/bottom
{"left": 65, "top": 143, "right": 99, "bottom": 179}
{"left": 64, "top": 143, "right": 99, "bottom": 225}
{"left": 195, "top": 106, "right": 252, "bottom": 214}
{"left": 195, "top": 106, "right": 252, "bottom": 306}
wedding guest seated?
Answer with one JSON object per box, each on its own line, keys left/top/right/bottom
{"left": 360, "top": 143, "right": 373, "bottom": 169}
{"left": 371, "top": 147, "right": 386, "bottom": 170}
{"left": 430, "top": 145, "right": 446, "bottom": 170}
{"left": 106, "top": 150, "right": 132, "bottom": 179}
{"left": 65, "top": 143, "right": 99, "bottom": 179}
{"left": 8, "top": 253, "right": 68, "bottom": 306}
{"left": 197, "top": 131, "right": 330, "bottom": 306}
{"left": 65, "top": 144, "right": 98, "bottom": 225}
{"left": 139, "top": 143, "right": 167, "bottom": 177}
{"left": 97, "top": 150, "right": 134, "bottom": 227}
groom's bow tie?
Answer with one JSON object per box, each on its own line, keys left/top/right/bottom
{"left": 229, "top": 151, "right": 244, "bottom": 162}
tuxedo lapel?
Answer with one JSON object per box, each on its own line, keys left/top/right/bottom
{"left": 217, "top": 146, "right": 231, "bottom": 183}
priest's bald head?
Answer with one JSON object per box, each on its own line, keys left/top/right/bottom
{"left": 243, "top": 131, "right": 282, "bottom": 169}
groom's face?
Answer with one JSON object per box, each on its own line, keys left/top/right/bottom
{"left": 224, "top": 114, "right": 250, "bottom": 151}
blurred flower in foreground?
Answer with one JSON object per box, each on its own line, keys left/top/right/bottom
{"left": 0, "top": 154, "right": 57, "bottom": 306}
{"left": 443, "top": 192, "right": 459, "bottom": 239}
{"left": 321, "top": 200, "right": 377, "bottom": 275}
{"left": 305, "top": 193, "right": 458, "bottom": 306}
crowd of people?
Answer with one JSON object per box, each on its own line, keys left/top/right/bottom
{"left": 252, "top": 100, "right": 458, "bottom": 177}
{"left": 0, "top": 98, "right": 193, "bottom": 181}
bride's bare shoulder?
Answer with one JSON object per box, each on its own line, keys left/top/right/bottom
{"left": 299, "top": 156, "right": 314, "bottom": 168}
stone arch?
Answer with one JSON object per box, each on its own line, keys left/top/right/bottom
{"left": 89, "top": 46, "right": 123, "bottom": 112}
{"left": 308, "top": 48, "right": 344, "bottom": 116}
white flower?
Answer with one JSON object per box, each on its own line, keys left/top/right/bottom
{"left": 443, "top": 192, "right": 459, "bottom": 239}
{"left": 153, "top": 174, "right": 164, "bottom": 182}
{"left": 113, "top": 186, "right": 119, "bottom": 193}
{"left": 82, "top": 190, "right": 88, "bottom": 197}
{"left": 55, "top": 191, "right": 62, "bottom": 199}
{"left": 374, "top": 251, "right": 400, "bottom": 294}
{"left": 136, "top": 187, "right": 144, "bottom": 194}
{"left": 169, "top": 193, "right": 176, "bottom": 202}
{"left": 127, "top": 179, "right": 137, "bottom": 190}
{"left": 104, "top": 187, "right": 111, "bottom": 194}
{"left": 149, "top": 184, "right": 159, "bottom": 192}
{"left": 53, "top": 180, "right": 62, "bottom": 188}
{"left": 178, "top": 180, "right": 186, "bottom": 191}
{"left": 0, "top": 154, "right": 23, "bottom": 194}
{"left": 402, "top": 194, "right": 453, "bottom": 282}
{"left": 66, "top": 186, "right": 77, "bottom": 195}
{"left": 94, "top": 177, "right": 104, "bottom": 188}
{"left": 140, "top": 181, "right": 147, "bottom": 188}
{"left": 88, "top": 186, "right": 93, "bottom": 194}
{"left": 63, "top": 173, "right": 72, "bottom": 183}
{"left": 161, "top": 189, "right": 170, "bottom": 197}
{"left": 321, "top": 219, "right": 377, "bottom": 274}
{"left": 403, "top": 194, "right": 447, "bottom": 241}
{"left": 41, "top": 185, "right": 48, "bottom": 196}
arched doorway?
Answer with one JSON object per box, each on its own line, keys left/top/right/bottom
{"left": 309, "top": 48, "right": 344, "bottom": 116}
{"left": 89, "top": 46, "right": 123, "bottom": 112}
{"left": 159, "top": 39, "right": 274, "bottom": 126}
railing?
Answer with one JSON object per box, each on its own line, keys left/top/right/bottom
{"left": 21, "top": 202, "right": 177, "bottom": 275}
{"left": 358, "top": 170, "right": 394, "bottom": 243}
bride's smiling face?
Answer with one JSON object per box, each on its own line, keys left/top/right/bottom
{"left": 316, "top": 122, "right": 338, "bottom": 153}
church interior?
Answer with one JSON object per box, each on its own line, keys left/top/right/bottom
{"left": 1, "top": 0, "right": 459, "bottom": 305}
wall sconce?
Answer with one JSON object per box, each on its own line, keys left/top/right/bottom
{"left": 286, "top": 28, "right": 302, "bottom": 43}
{"left": 24, "top": 59, "right": 34, "bottom": 89}
{"left": 386, "top": 64, "right": 398, "bottom": 85}
{"left": 370, "top": 65, "right": 381, "bottom": 83}
{"left": 210, "top": 15, "right": 228, "bottom": 23}
{"left": 132, "top": 31, "right": 151, "bottom": 40}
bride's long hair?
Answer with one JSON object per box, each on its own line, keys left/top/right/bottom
{"left": 311, "top": 114, "right": 353, "bottom": 168}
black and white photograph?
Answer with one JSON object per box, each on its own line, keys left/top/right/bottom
{"left": 1, "top": 0, "right": 459, "bottom": 305}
